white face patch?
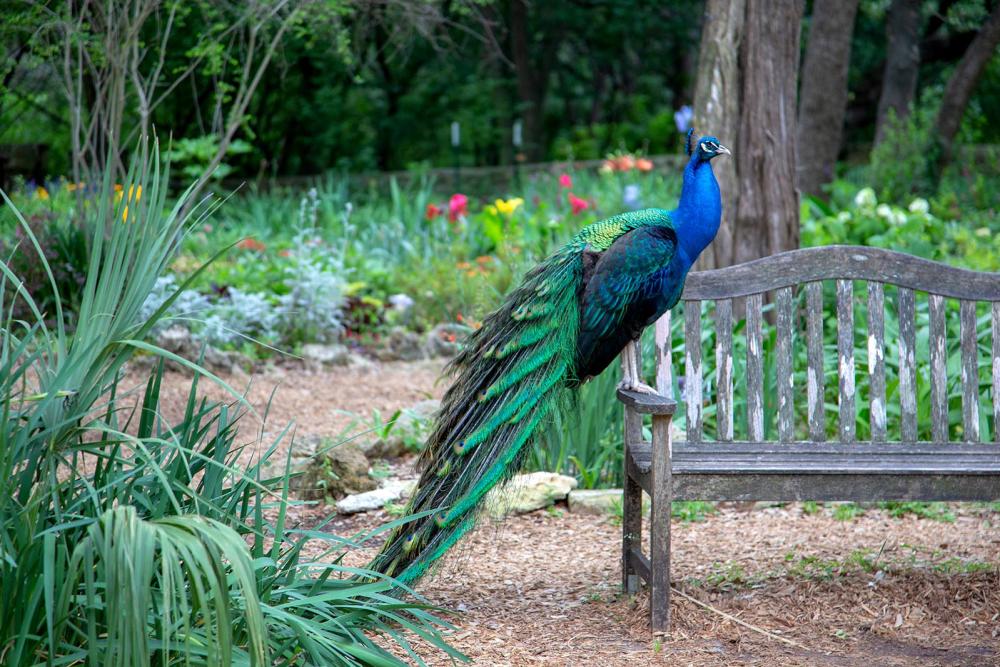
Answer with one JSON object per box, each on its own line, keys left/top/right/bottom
{"left": 700, "top": 141, "right": 719, "bottom": 153}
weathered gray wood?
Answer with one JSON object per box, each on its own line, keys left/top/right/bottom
{"left": 655, "top": 311, "right": 672, "bottom": 396}
{"left": 650, "top": 413, "right": 672, "bottom": 631}
{"left": 868, "top": 282, "right": 887, "bottom": 442}
{"left": 684, "top": 245, "right": 1000, "bottom": 301}
{"left": 627, "top": 547, "right": 651, "bottom": 584}
{"left": 621, "top": 356, "right": 644, "bottom": 595}
{"left": 960, "top": 300, "right": 980, "bottom": 443}
{"left": 994, "top": 302, "right": 1000, "bottom": 443}
{"left": 715, "top": 299, "right": 734, "bottom": 442}
{"left": 684, "top": 302, "right": 703, "bottom": 443}
{"left": 929, "top": 294, "right": 949, "bottom": 442}
{"left": 806, "top": 282, "right": 826, "bottom": 442}
{"left": 837, "top": 280, "right": 856, "bottom": 443}
{"left": 746, "top": 293, "right": 764, "bottom": 442}
{"left": 776, "top": 287, "right": 794, "bottom": 443}
{"left": 616, "top": 388, "right": 677, "bottom": 415}
{"left": 672, "top": 474, "right": 1000, "bottom": 503}
{"left": 898, "top": 288, "right": 918, "bottom": 442}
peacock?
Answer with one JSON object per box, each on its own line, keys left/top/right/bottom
{"left": 370, "top": 130, "right": 730, "bottom": 584}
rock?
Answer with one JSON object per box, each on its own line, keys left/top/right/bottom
{"left": 568, "top": 488, "right": 623, "bottom": 515}
{"left": 155, "top": 324, "right": 195, "bottom": 356}
{"left": 358, "top": 399, "right": 440, "bottom": 458}
{"left": 486, "top": 472, "right": 578, "bottom": 518}
{"left": 375, "top": 327, "right": 426, "bottom": 362}
{"left": 262, "top": 435, "right": 377, "bottom": 501}
{"left": 336, "top": 479, "right": 417, "bottom": 514}
{"left": 425, "top": 323, "right": 467, "bottom": 358}
{"left": 301, "top": 343, "right": 351, "bottom": 366}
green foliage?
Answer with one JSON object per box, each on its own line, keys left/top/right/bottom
{"left": 0, "top": 150, "right": 459, "bottom": 666}
{"left": 832, "top": 503, "right": 867, "bottom": 521}
{"left": 867, "top": 94, "right": 941, "bottom": 201}
{"left": 878, "top": 501, "right": 956, "bottom": 522}
{"left": 165, "top": 135, "right": 253, "bottom": 180}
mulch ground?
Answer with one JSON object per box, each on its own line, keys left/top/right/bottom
{"left": 139, "top": 360, "right": 1000, "bottom": 666}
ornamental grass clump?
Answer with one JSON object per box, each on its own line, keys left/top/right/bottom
{"left": 0, "top": 141, "right": 461, "bottom": 666}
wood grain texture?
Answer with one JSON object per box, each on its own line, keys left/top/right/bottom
{"left": 868, "top": 282, "right": 887, "bottom": 442}
{"left": 960, "top": 300, "right": 980, "bottom": 442}
{"left": 650, "top": 413, "right": 672, "bottom": 632}
{"left": 806, "top": 282, "right": 826, "bottom": 442}
{"left": 994, "top": 302, "right": 1000, "bottom": 443}
{"left": 776, "top": 287, "right": 795, "bottom": 442}
{"left": 898, "top": 288, "right": 918, "bottom": 442}
{"left": 746, "top": 293, "right": 765, "bottom": 442}
{"left": 655, "top": 311, "right": 672, "bottom": 396}
{"left": 929, "top": 294, "right": 949, "bottom": 442}
{"left": 621, "top": 357, "right": 643, "bottom": 594}
{"left": 837, "top": 280, "right": 856, "bottom": 443}
{"left": 715, "top": 299, "right": 734, "bottom": 442}
{"left": 685, "top": 302, "right": 703, "bottom": 443}
{"left": 684, "top": 245, "right": 1000, "bottom": 301}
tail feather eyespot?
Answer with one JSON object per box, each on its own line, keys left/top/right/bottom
{"left": 437, "top": 460, "right": 452, "bottom": 476}
{"left": 434, "top": 510, "right": 450, "bottom": 528}
{"left": 453, "top": 440, "right": 469, "bottom": 455}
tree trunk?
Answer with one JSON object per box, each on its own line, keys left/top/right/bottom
{"left": 510, "top": 0, "right": 546, "bottom": 161}
{"left": 733, "top": 0, "right": 803, "bottom": 264}
{"left": 797, "top": 0, "right": 860, "bottom": 197}
{"left": 874, "top": 0, "right": 922, "bottom": 146}
{"left": 933, "top": 2, "right": 1000, "bottom": 171}
{"left": 692, "top": 0, "right": 745, "bottom": 270}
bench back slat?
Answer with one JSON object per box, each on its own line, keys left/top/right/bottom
{"left": 805, "top": 282, "right": 826, "bottom": 442}
{"left": 868, "top": 282, "right": 887, "bottom": 442}
{"left": 684, "top": 302, "right": 703, "bottom": 443}
{"left": 776, "top": 287, "right": 795, "bottom": 443}
{"left": 960, "top": 300, "right": 980, "bottom": 442}
{"left": 929, "top": 294, "right": 949, "bottom": 442}
{"left": 994, "top": 302, "right": 1000, "bottom": 443}
{"left": 655, "top": 310, "right": 672, "bottom": 395}
{"left": 715, "top": 299, "right": 735, "bottom": 442}
{"left": 746, "top": 293, "right": 765, "bottom": 442}
{"left": 898, "top": 287, "right": 918, "bottom": 442}
{"left": 837, "top": 280, "right": 857, "bottom": 443}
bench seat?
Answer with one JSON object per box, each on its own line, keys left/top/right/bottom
{"left": 627, "top": 441, "right": 1000, "bottom": 501}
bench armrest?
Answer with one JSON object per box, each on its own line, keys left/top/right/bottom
{"left": 616, "top": 388, "right": 677, "bottom": 416}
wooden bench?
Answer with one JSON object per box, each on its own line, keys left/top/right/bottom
{"left": 616, "top": 245, "right": 1000, "bottom": 631}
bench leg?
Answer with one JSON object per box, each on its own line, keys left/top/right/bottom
{"left": 650, "top": 413, "right": 672, "bottom": 632}
{"left": 622, "top": 457, "right": 642, "bottom": 595}
{"left": 622, "top": 401, "right": 644, "bottom": 596}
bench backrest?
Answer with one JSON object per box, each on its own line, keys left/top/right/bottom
{"left": 653, "top": 246, "right": 1000, "bottom": 445}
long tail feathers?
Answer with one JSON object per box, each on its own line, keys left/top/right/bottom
{"left": 369, "top": 248, "right": 582, "bottom": 584}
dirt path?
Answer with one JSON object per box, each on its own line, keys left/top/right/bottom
{"left": 141, "top": 360, "right": 1000, "bottom": 666}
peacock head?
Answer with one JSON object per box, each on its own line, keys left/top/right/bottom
{"left": 686, "top": 128, "right": 731, "bottom": 162}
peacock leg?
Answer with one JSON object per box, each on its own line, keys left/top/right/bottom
{"left": 618, "top": 340, "right": 658, "bottom": 394}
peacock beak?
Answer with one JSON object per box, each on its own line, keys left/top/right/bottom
{"left": 716, "top": 144, "right": 731, "bottom": 157}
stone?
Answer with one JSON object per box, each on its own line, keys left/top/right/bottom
{"left": 486, "top": 472, "right": 578, "bottom": 519}
{"left": 568, "top": 488, "right": 624, "bottom": 515}
{"left": 262, "top": 435, "right": 377, "bottom": 501}
{"left": 155, "top": 324, "right": 195, "bottom": 356}
{"left": 336, "top": 479, "right": 417, "bottom": 514}
{"left": 375, "top": 327, "right": 426, "bottom": 362}
{"left": 425, "top": 323, "right": 466, "bottom": 358}
{"left": 301, "top": 343, "right": 351, "bottom": 366}
{"left": 359, "top": 399, "right": 440, "bottom": 458}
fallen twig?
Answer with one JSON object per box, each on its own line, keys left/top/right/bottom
{"left": 671, "top": 587, "right": 811, "bottom": 650}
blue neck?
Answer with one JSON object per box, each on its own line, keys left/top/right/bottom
{"left": 673, "top": 156, "right": 722, "bottom": 267}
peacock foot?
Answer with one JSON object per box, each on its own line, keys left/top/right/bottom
{"left": 617, "top": 379, "right": 659, "bottom": 395}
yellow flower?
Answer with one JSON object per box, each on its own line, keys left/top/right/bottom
{"left": 494, "top": 197, "right": 523, "bottom": 216}
{"left": 122, "top": 205, "right": 129, "bottom": 223}
{"left": 128, "top": 184, "right": 142, "bottom": 201}
{"left": 36, "top": 186, "right": 49, "bottom": 200}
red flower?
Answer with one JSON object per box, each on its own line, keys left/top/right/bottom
{"left": 559, "top": 173, "right": 573, "bottom": 189}
{"left": 448, "top": 193, "right": 468, "bottom": 222}
{"left": 237, "top": 237, "right": 266, "bottom": 251}
{"left": 568, "top": 193, "right": 589, "bottom": 215}
{"left": 426, "top": 203, "right": 443, "bottom": 220}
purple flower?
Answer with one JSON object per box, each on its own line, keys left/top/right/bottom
{"left": 623, "top": 184, "right": 642, "bottom": 210}
{"left": 674, "top": 105, "right": 693, "bottom": 133}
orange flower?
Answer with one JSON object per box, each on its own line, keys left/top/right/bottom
{"left": 237, "top": 237, "right": 266, "bottom": 252}
{"left": 635, "top": 158, "right": 654, "bottom": 172}
{"left": 426, "top": 203, "right": 443, "bottom": 220}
